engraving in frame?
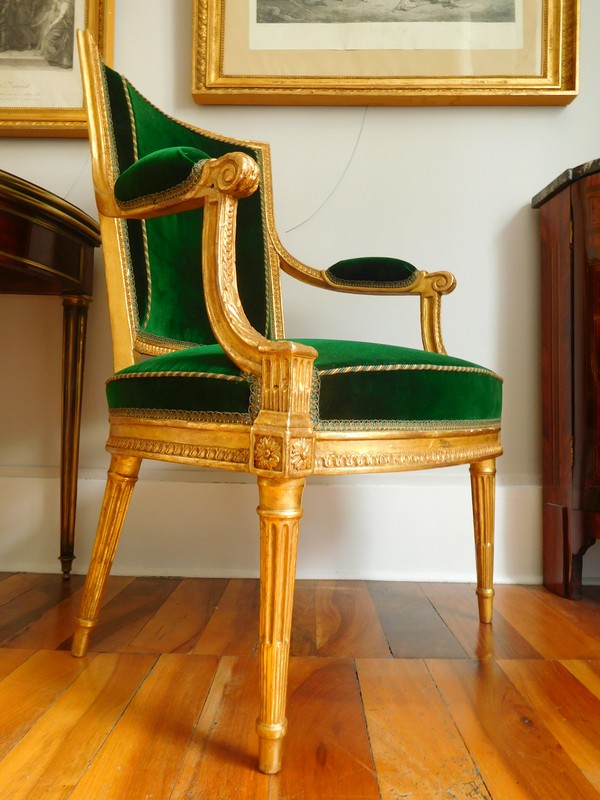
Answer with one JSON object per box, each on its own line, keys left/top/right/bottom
{"left": 193, "top": 0, "right": 579, "bottom": 107}
{"left": 0, "top": 0, "right": 115, "bottom": 138}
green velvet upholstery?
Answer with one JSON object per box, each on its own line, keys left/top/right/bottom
{"left": 114, "top": 146, "right": 211, "bottom": 208}
{"left": 98, "top": 62, "right": 502, "bottom": 436}
{"left": 102, "top": 65, "right": 272, "bottom": 346}
{"left": 107, "top": 339, "right": 502, "bottom": 431}
{"left": 326, "top": 257, "right": 418, "bottom": 288}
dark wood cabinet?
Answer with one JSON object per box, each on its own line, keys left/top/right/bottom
{"left": 533, "top": 161, "right": 600, "bottom": 598}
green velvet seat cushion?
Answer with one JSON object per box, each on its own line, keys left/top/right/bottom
{"left": 106, "top": 345, "right": 255, "bottom": 423}
{"left": 325, "top": 257, "right": 418, "bottom": 288}
{"left": 300, "top": 339, "right": 501, "bottom": 430}
{"left": 106, "top": 340, "right": 501, "bottom": 431}
{"left": 113, "top": 146, "right": 211, "bottom": 207}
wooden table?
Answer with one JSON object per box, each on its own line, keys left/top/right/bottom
{"left": 533, "top": 160, "right": 600, "bottom": 598}
{"left": 0, "top": 169, "right": 100, "bottom": 578}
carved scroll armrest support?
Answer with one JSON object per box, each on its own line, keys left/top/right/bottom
{"left": 407, "top": 271, "right": 456, "bottom": 355}
{"left": 201, "top": 159, "right": 317, "bottom": 383}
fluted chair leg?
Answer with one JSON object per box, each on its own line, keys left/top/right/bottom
{"left": 72, "top": 454, "right": 141, "bottom": 657}
{"left": 470, "top": 458, "right": 497, "bottom": 624}
{"left": 255, "top": 476, "right": 305, "bottom": 774}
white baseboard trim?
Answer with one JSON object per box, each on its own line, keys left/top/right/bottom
{"left": 0, "top": 471, "right": 559, "bottom": 582}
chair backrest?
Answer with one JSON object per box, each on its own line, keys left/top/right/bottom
{"left": 78, "top": 31, "right": 283, "bottom": 370}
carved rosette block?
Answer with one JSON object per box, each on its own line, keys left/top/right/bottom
{"left": 470, "top": 458, "right": 497, "bottom": 624}
{"left": 252, "top": 434, "right": 314, "bottom": 476}
{"left": 256, "top": 476, "right": 305, "bottom": 774}
{"left": 72, "top": 455, "right": 141, "bottom": 657}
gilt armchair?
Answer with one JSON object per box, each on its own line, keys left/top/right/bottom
{"left": 73, "top": 30, "right": 502, "bottom": 774}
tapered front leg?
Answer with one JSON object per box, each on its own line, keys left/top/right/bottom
{"left": 470, "top": 458, "right": 496, "bottom": 624}
{"left": 256, "top": 476, "right": 305, "bottom": 774}
{"left": 72, "top": 454, "right": 141, "bottom": 657}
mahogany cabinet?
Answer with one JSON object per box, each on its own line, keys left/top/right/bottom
{"left": 533, "top": 161, "right": 600, "bottom": 598}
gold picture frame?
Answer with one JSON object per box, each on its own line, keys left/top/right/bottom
{"left": 0, "top": 0, "right": 114, "bottom": 138}
{"left": 192, "top": 0, "right": 579, "bottom": 106}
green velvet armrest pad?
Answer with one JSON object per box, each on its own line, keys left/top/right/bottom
{"left": 114, "top": 146, "right": 211, "bottom": 209}
{"left": 325, "top": 257, "right": 418, "bottom": 288}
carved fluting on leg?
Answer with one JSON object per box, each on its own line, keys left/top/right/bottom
{"left": 256, "top": 477, "right": 304, "bottom": 774}
{"left": 71, "top": 454, "right": 141, "bottom": 657}
{"left": 470, "top": 458, "right": 496, "bottom": 624}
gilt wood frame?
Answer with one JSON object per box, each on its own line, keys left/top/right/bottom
{"left": 192, "top": 0, "right": 579, "bottom": 106}
{"left": 0, "top": 0, "right": 114, "bottom": 137}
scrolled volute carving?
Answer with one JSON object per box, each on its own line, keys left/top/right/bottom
{"left": 424, "top": 270, "right": 457, "bottom": 295}
{"left": 204, "top": 152, "right": 260, "bottom": 198}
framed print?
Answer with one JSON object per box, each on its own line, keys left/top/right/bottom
{"left": 192, "top": 0, "right": 579, "bottom": 106}
{"left": 0, "top": 0, "right": 114, "bottom": 137}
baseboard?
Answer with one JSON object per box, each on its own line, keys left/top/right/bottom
{"left": 0, "top": 469, "right": 553, "bottom": 582}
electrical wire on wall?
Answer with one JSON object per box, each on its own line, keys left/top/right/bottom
{"left": 286, "top": 107, "right": 368, "bottom": 233}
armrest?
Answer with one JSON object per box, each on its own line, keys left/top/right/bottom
{"left": 277, "top": 245, "right": 456, "bottom": 354}
{"left": 324, "top": 256, "right": 419, "bottom": 290}
{"left": 96, "top": 148, "right": 260, "bottom": 219}
{"left": 324, "top": 259, "right": 456, "bottom": 354}
{"left": 322, "top": 256, "right": 419, "bottom": 293}
{"left": 114, "top": 146, "right": 210, "bottom": 214}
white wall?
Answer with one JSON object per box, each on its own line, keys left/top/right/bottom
{"left": 1, "top": 0, "right": 599, "bottom": 582}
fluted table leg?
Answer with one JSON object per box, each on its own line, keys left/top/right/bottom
{"left": 60, "top": 295, "right": 91, "bottom": 578}
{"left": 256, "top": 476, "right": 305, "bottom": 774}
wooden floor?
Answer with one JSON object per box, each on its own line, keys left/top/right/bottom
{"left": 2, "top": 575, "right": 600, "bottom": 799}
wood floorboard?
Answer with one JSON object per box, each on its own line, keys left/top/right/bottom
{"left": 277, "top": 658, "right": 381, "bottom": 799}
{"left": 498, "top": 660, "right": 600, "bottom": 791}
{"left": 358, "top": 658, "right": 490, "bottom": 799}
{"left": 192, "top": 578, "right": 260, "bottom": 656}
{"left": 68, "top": 654, "right": 219, "bottom": 800}
{"left": 0, "top": 648, "right": 34, "bottom": 681}
{"left": 290, "top": 580, "right": 318, "bottom": 656}
{"left": 427, "top": 658, "right": 600, "bottom": 800}
{"left": 526, "top": 584, "right": 600, "bottom": 641}
{"left": 0, "top": 573, "right": 83, "bottom": 643}
{"left": 2, "top": 574, "right": 600, "bottom": 799}
{"left": 314, "top": 580, "right": 391, "bottom": 658}
{"left": 124, "top": 577, "right": 228, "bottom": 654}
{"left": 492, "top": 585, "right": 600, "bottom": 659}
{"left": 561, "top": 659, "right": 600, "bottom": 700}
{"left": 0, "top": 652, "right": 158, "bottom": 800}
{"left": 421, "top": 583, "right": 542, "bottom": 661}
{"left": 368, "top": 581, "right": 467, "bottom": 659}
{"left": 79, "top": 576, "right": 181, "bottom": 653}
{"left": 0, "top": 650, "right": 89, "bottom": 760}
